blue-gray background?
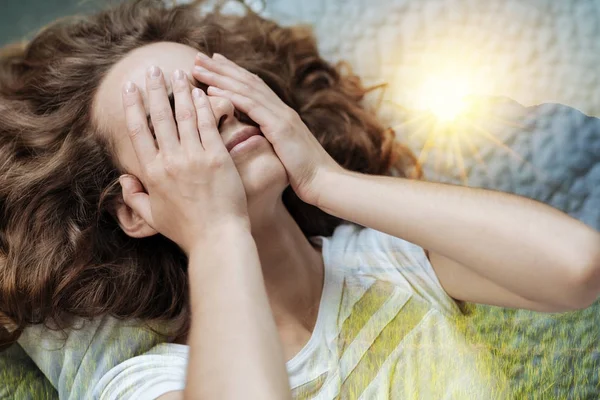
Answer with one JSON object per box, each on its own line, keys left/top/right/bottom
{"left": 1, "top": 0, "right": 102, "bottom": 46}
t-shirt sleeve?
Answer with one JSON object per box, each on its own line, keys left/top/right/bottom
{"left": 353, "top": 226, "right": 463, "bottom": 317}
{"left": 94, "top": 343, "right": 188, "bottom": 400}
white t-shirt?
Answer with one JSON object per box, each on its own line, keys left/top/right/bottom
{"left": 18, "top": 225, "right": 508, "bottom": 399}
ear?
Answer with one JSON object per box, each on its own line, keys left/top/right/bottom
{"left": 116, "top": 175, "right": 158, "bottom": 239}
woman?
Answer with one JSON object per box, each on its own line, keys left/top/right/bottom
{"left": 1, "top": 0, "right": 599, "bottom": 398}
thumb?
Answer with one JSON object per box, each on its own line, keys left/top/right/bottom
{"left": 119, "top": 174, "right": 155, "bottom": 227}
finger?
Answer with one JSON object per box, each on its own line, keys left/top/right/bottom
{"left": 195, "top": 52, "right": 256, "bottom": 86}
{"left": 211, "top": 53, "right": 274, "bottom": 99}
{"left": 192, "top": 62, "right": 275, "bottom": 107}
{"left": 191, "top": 88, "right": 224, "bottom": 151}
{"left": 171, "top": 69, "right": 202, "bottom": 153}
{"left": 206, "top": 86, "right": 278, "bottom": 137}
{"left": 194, "top": 55, "right": 280, "bottom": 111}
{"left": 122, "top": 81, "right": 158, "bottom": 167}
{"left": 212, "top": 53, "right": 260, "bottom": 84}
{"left": 192, "top": 65, "right": 256, "bottom": 97}
{"left": 119, "top": 174, "right": 155, "bottom": 228}
{"left": 146, "top": 66, "right": 180, "bottom": 152}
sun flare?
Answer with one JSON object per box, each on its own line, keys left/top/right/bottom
{"left": 416, "top": 75, "right": 472, "bottom": 121}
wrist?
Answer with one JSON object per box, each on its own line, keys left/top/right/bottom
{"left": 186, "top": 217, "right": 252, "bottom": 257}
{"left": 312, "top": 166, "right": 351, "bottom": 209}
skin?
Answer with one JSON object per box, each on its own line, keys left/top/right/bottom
{"left": 93, "top": 41, "right": 325, "bottom": 360}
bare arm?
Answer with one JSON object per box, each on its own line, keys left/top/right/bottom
{"left": 316, "top": 170, "right": 600, "bottom": 311}
{"left": 182, "top": 223, "right": 292, "bottom": 399}
{"left": 156, "top": 225, "right": 291, "bottom": 400}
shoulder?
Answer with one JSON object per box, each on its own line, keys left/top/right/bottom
{"left": 326, "top": 224, "right": 423, "bottom": 268}
{"left": 18, "top": 315, "right": 170, "bottom": 398}
{"left": 326, "top": 225, "right": 462, "bottom": 316}
{"left": 326, "top": 223, "right": 407, "bottom": 251}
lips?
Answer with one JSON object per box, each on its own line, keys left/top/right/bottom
{"left": 225, "top": 126, "right": 262, "bottom": 152}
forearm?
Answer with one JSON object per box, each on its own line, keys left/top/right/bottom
{"left": 184, "top": 223, "right": 291, "bottom": 400}
{"left": 317, "top": 170, "right": 600, "bottom": 305}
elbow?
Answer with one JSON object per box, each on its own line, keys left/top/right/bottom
{"left": 562, "top": 250, "right": 600, "bottom": 311}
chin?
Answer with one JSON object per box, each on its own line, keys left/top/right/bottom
{"left": 237, "top": 150, "right": 288, "bottom": 202}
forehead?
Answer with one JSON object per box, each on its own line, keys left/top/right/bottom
{"left": 93, "top": 41, "right": 199, "bottom": 146}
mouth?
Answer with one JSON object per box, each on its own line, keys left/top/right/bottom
{"left": 225, "top": 126, "right": 263, "bottom": 152}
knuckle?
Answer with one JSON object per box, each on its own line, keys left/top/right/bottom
{"left": 194, "top": 98, "right": 211, "bottom": 110}
{"left": 207, "top": 152, "right": 227, "bottom": 169}
{"left": 147, "top": 79, "right": 163, "bottom": 91}
{"left": 285, "top": 105, "right": 298, "bottom": 117}
{"left": 197, "top": 120, "right": 216, "bottom": 132}
{"left": 284, "top": 108, "right": 299, "bottom": 124}
{"left": 145, "top": 166, "right": 162, "bottom": 185}
{"left": 162, "top": 156, "right": 182, "bottom": 174}
{"left": 251, "top": 73, "right": 263, "bottom": 83}
{"left": 175, "top": 108, "right": 195, "bottom": 121}
{"left": 245, "top": 99, "right": 258, "bottom": 111}
{"left": 127, "top": 123, "right": 144, "bottom": 138}
{"left": 152, "top": 107, "right": 173, "bottom": 123}
{"left": 172, "top": 81, "right": 188, "bottom": 93}
{"left": 123, "top": 95, "right": 138, "bottom": 107}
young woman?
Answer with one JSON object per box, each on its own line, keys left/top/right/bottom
{"left": 1, "top": 0, "right": 599, "bottom": 398}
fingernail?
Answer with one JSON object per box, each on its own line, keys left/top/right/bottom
{"left": 196, "top": 52, "right": 209, "bottom": 60}
{"left": 173, "top": 69, "right": 185, "bottom": 81}
{"left": 194, "top": 66, "right": 209, "bottom": 74}
{"left": 148, "top": 66, "right": 161, "bottom": 78}
{"left": 192, "top": 88, "right": 203, "bottom": 98}
{"left": 124, "top": 81, "right": 136, "bottom": 94}
{"left": 118, "top": 175, "right": 128, "bottom": 188}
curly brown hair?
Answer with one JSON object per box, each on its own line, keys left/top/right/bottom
{"left": 0, "top": 0, "right": 422, "bottom": 349}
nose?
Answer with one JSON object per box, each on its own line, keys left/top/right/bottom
{"left": 207, "top": 96, "right": 236, "bottom": 130}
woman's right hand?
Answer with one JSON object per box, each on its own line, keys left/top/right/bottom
{"left": 119, "top": 66, "right": 249, "bottom": 255}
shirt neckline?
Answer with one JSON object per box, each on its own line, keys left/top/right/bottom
{"left": 166, "top": 232, "right": 340, "bottom": 373}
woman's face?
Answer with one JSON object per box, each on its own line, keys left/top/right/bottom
{"left": 93, "top": 42, "right": 288, "bottom": 223}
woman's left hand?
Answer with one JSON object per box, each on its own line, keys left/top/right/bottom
{"left": 192, "top": 52, "right": 343, "bottom": 206}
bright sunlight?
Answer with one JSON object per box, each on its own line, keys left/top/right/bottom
{"left": 415, "top": 74, "right": 472, "bottom": 122}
